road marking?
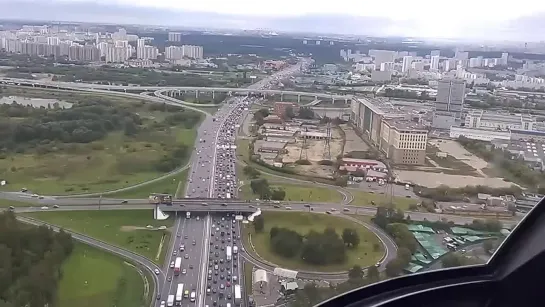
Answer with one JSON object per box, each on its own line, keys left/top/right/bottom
{"left": 198, "top": 214, "right": 211, "bottom": 307}
{"left": 166, "top": 217, "right": 186, "bottom": 299}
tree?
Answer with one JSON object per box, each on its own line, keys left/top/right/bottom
{"left": 385, "top": 258, "right": 405, "bottom": 277}
{"left": 254, "top": 215, "right": 265, "bottom": 233}
{"left": 243, "top": 166, "right": 260, "bottom": 179}
{"left": 270, "top": 188, "right": 286, "bottom": 201}
{"left": 366, "top": 265, "right": 380, "bottom": 282}
{"left": 284, "top": 106, "right": 296, "bottom": 119}
{"left": 250, "top": 178, "right": 270, "bottom": 199}
{"left": 348, "top": 265, "right": 363, "bottom": 280}
{"left": 342, "top": 228, "right": 360, "bottom": 248}
{"left": 270, "top": 227, "right": 302, "bottom": 258}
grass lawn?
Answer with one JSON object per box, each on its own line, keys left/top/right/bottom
{"left": 243, "top": 211, "right": 384, "bottom": 272}
{"left": 107, "top": 168, "right": 189, "bottom": 199}
{"left": 240, "top": 183, "right": 343, "bottom": 202}
{"left": 243, "top": 262, "right": 253, "bottom": 295}
{"left": 23, "top": 210, "right": 173, "bottom": 262}
{"left": 350, "top": 190, "right": 418, "bottom": 210}
{"left": 57, "top": 243, "right": 148, "bottom": 307}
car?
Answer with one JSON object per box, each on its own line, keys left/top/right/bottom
{"left": 189, "top": 264, "right": 194, "bottom": 269}
{"left": 220, "top": 284, "right": 225, "bottom": 289}
{"left": 180, "top": 245, "right": 185, "bottom": 251}
{"left": 53, "top": 204, "right": 60, "bottom": 208}
{"left": 167, "top": 276, "right": 172, "bottom": 282}
{"left": 41, "top": 206, "right": 49, "bottom": 210}
{"left": 184, "top": 254, "right": 189, "bottom": 259}
{"left": 170, "top": 261, "right": 175, "bottom": 268}
{"left": 154, "top": 269, "right": 160, "bottom": 275}
{"left": 182, "top": 269, "right": 187, "bottom": 274}
{"left": 226, "top": 282, "right": 231, "bottom": 287}
{"left": 121, "top": 200, "right": 128, "bottom": 204}
{"left": 160, "top": 301, "right": 166, "bottom": 307}
{"left": 156, "top": 294, "right": 161, "bottom": 300}
{"left": 173, "top": 251, "right": 177, "bottom": 256}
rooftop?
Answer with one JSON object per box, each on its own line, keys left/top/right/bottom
{"left": 384, "top": 118, "right": 427, "bottom": 131}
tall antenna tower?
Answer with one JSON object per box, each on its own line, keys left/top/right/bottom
{"left": 299, "top": 128, "right": 308, "bottom": 160}
{"left": 322, "top": 122, "right": 332, "bottom": 160}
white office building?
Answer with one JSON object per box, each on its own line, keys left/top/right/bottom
{"left": 465, "top": 110, "right": 536, "bottom": 131}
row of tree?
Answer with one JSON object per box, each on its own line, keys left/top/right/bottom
{"left": 0, "top": 212, "right": 74, "bottom": 307}
{"left": 253, "top": 216, "right": 362, "bottom": 266}
{"left": 0, "top": 100, "right": 144, "bottom": 151}
{"left": 249, "top": 178, "right": 286, "bottom": 201}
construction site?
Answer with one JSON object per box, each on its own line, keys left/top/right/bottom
{"left": 253, "top": 119, "right": 344, "bottom": 178}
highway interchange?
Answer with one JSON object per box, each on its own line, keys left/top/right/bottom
{"left": 0, "top": 59, "right": 519, "bottom": 307}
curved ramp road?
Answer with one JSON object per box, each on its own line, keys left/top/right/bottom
{"left": 17, "top": 216, "right": 163, "bottom": 307}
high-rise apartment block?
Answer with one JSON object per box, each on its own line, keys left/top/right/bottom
{"left": 168, "top": 32, "right": 182, "bottom": 42}
{"left": 430, "top": 55, "right": 440, "bottom": 70}
{"left": 402, "top": 56, "right": 412, "bottom": 74}
{"left": 435, "top": 79, "right": 466, "bottom": 118}
{"left": 165, "top": 45, "right": 204, "bottom": 60}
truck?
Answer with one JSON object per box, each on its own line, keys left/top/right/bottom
{"left": 233, "top": 246, "right": 238, "bottom": 254}
{"left": 226, "top": 193, "right": 231, "bottom": 199}
{"left": 149, "top": 193, "right": 173, "bottom": 205}
{"left": 174, "top": 257, "right": 182, "bottom": 276}
{"left": 186, "top": 212, "right": 191, "bottom": 219}
{"left": 167, "top": 295, "right": 175, "bottom": 307}
{"left": 234, "top": 285, "right": 241, "bottom": 305}
{"left": 226, "top": 246, "right": 232, "bottom": 262}
{"left": 175, "top": 284, "right": 184, "bottom": 305}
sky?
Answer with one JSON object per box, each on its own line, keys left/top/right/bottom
{"left": 97, "top": 0, "right": 542, "bottom": 21}
{"left": 63, "top": 0, "right": 542, "bottom": 39}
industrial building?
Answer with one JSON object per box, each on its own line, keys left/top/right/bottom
{"left": 380, "top": 118, "right": 428, "bottom": 165}
{"left": 432, "top": 79, "right": 466, "bottom": 129}
{"left": 350, "top": 97, "right": 429, "bottom": 165}
{"left": 465, "top": 110, "right": 536, "bottom": 131}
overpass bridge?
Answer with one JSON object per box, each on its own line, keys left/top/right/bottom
{"left": 0, "top": 77, "right": 353, "bottom": 103}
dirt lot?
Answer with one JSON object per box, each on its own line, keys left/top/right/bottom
{"left": 282, "top": 128, "right": 343, "bottom": 163}
{"left": 342, "top": 124, "right": 369, "bottom": 154}
{"left": 429, "top": 140, "right": 488, "bottom": 170}
{"left": 394, "top": 170, "right": 515, "bottom": 188}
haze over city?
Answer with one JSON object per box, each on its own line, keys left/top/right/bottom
{"left": 1, "top": 0, "right": 545, "bottom": 40}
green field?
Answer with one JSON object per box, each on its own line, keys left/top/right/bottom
{"left": 57, "top": 243, "right": 148, "bottom": 307}
{"left": 108, "top": 168, "right": 189, "bottom": 199}
{"left": 241, "top": 183, "right": 343, "bottom": 202}
{"left": 0, "top": 87, "right": 200, "bottom": 195}
{"left": 23, "top": 210, "right": 172, "bottom": 262}
{"left": 350, "top": 190, "right": 418, "bottom": 210}
{"left": 0, "top": 128, "right": 196, "bottom": 195}
{"left": 244, "top": 211, "right": 384, "bottom": 272}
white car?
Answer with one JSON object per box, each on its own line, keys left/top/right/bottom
{"left": 154, "top": 269, "right": 160, "bottom": 275}
{"left": 160, "top": 301, "right": 166, "bottom": 307}
{"left": 41, "top": 206, "right": 49, "bottom": 210}
{"left": 170, "top": 261, "right": 175, "bottom": 268}
{"left": 182, "top": 269, "right": 187, "bottom": 274}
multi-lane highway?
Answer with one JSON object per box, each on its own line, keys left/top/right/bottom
{"left": 154, "top": 63, "right": 306, "bottom": 307}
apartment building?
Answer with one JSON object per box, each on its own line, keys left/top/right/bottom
{"left": 165, "top": 45, "right": 203, "bottom": 60}
{"left": 379, "top": 119, "right": 428, "bottom": 165}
